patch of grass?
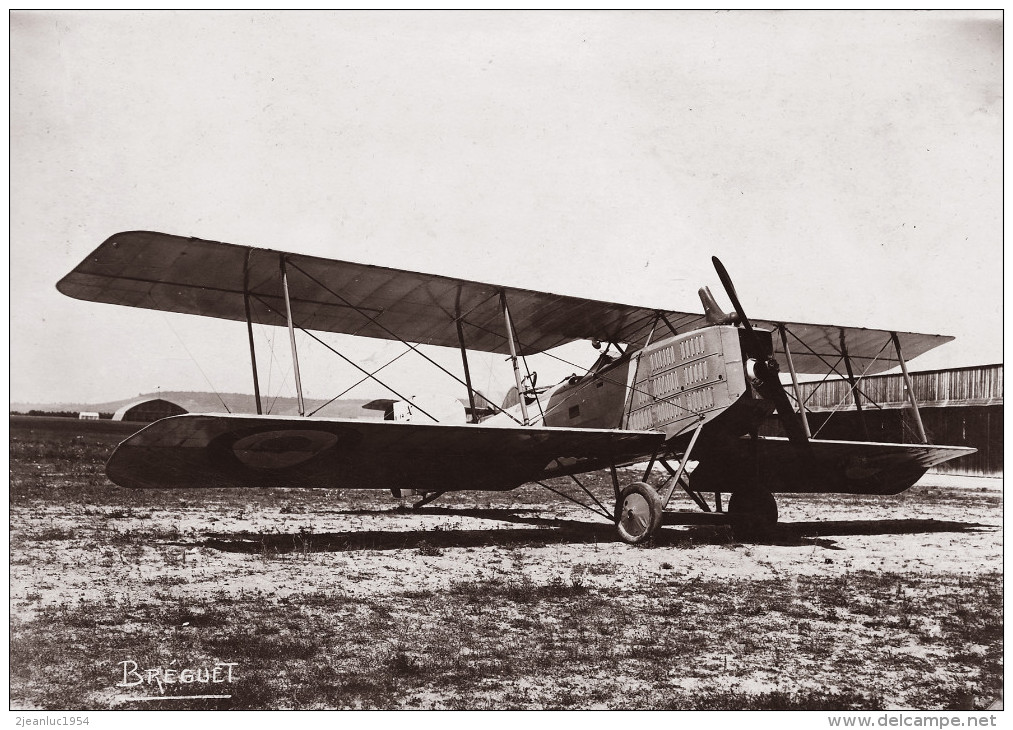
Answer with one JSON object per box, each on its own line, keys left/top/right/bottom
{"left": 402, "top": 588, "right": 436, "bottom": 600}
{"left": 445, "top": 575, "right": 593, "bottom": 606}
{"left": 9, "top": 437, "right": 112, "bottom": 465}
{"left": 575, "top": 562, "right": 620, "bottom": 576}
{"left": 416, "top": 540, "right": 444, "bottom": 557}
{"left": 107, "top": 525, "right": 182, "bottom": 543}
{"left": 670, "top": 688, "right": 885, "bottom": 710}
{"left": 206, "top": 632, "right": 321, "bottom": 661}
{"left": 288, "top": 590, "right": 357, "bottom": 609}
{"left": 940, "top": 583, "right": 1002, "bottom": 646}
{"left": 29, "top": 526, "right": 75, "bottom": 541}
{"left": 9, "top": 568, "right": 1004, "bottom": 710}
{"left": 166, "top": 600, "right": 230, "bottom": 628}
{"left": 144, "top": 575, "right": 189, "bottom": 587}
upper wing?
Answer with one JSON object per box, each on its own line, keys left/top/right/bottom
{"left": 58, "top": 230, "right": 952, "bottom": 371}
{"left": 105, "top": 413, "right": 665, "bottom": 491}
{"left": 757, "top": 320, "right": 952, "bottom": 378}
{"left": 57, "top": 231, "right": 668, "bottom": 356}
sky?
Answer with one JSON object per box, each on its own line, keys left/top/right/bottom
{"left": 10, "top": 10, "right": 1003, "bottom": 407}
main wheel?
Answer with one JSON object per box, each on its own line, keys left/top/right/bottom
{"left": 727, "top": 488, "right": 778, "bottom": 540}
{"left": 615, "top": 482, "right": 664, "bottom": 545}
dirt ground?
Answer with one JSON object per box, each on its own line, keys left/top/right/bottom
{"left": 9, "top": 420, "right": 1004, "bottom": 710}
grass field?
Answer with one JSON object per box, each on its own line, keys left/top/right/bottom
{"left": 9, "top": 417, "right": 1003, "bottom": 710}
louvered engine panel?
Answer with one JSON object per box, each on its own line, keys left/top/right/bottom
{"left": 626, "top": 325, "right": 748, "bottom": 438}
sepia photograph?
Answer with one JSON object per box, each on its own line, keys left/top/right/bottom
{"left": 9, "top": 10, "right": 1002, "bottom": 716}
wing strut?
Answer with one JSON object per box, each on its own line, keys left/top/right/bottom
{"left": 622, "top": 313, "right": 660, "bottom": 428}
{"left": 778, "top": 324, "right": 810, "bottom": 438}
{"left": 891, "top": 332, "right": 929, "bottom": 444}
{"left": 839, "top": 329, "right": 868, "bottom": 440}
{"left": 455, "top": 287, "right": 479, "bottom": 424}
{"left": 501, "top": 291, "right": 530, "bottom": 425}
{"left": 243, "top": 249, "right": 263, "bottom": 415}
{"left": 280, "top": 255, "right": 306, "bottom": 417}
{"left": 659, "top": 312, "right": 679, "bottom": 337}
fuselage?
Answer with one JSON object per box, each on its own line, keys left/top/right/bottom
{"left": 482, "top": 324, "right": 774, "bottom": 453}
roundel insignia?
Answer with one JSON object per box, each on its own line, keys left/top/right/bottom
{"left": 231, "top": 429, "right": 340, "bottom": 470}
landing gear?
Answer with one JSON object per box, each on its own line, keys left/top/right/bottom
{"left": 727, "top": 488, "right": 778, "bottom": 540}
{"left": 615, "top": 482, "right": 664, "bottom": 545}
{"left": 412, "top": 491, "right": 445, "bottom": 509}
{"left": 390, "top": 489, "right": 444, "bottom": 510}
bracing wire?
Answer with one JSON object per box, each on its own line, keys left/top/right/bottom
{"left": 285, "top": 260, "right": 524, "bottom": 424}
{"left": 248, "top": 292, "right": 441, "bottom": 423}
{"left": 262, "top": 323, "right": 274, "bottom": 411}
{"left": 256, "top": 321, "right": 292, "bottom": 416}
{"left": 267, "top": 364, "right": 293, "bottom": 416}
{"left": 307, "top": 346, "right": 414, "bottom": 417}
{"left": 811, "top": 337, "right": 892, "bottom": 439}
{"left": 152, "top": 305, "right": 231, "bottom": 414}
{"left": 564, "top": 470, "right": 614, "bottom": 520}
{"left": 534, "top": 481, "right": 613, "bottom": 522}
{"left": 786, "top": 328, "right": 884, "bottom": 408}
{"left": 250, "top": 277, "right": 525, "bottom": 425}
{"left": 301, "top": 328, "right": 442, "bottom": 423}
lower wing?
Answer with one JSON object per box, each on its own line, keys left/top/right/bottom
{"left": 691, "top": 436, "right": 976, "bottom": 496}
{"left": 105, "top": 414, "right": 665, "bottom": 491}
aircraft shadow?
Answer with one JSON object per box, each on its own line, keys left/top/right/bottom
{"left": 200, "top": 510, "right": 992, "bottom": 553}
{"left": 307, "top": 506, "right": 556, "bottom": 521}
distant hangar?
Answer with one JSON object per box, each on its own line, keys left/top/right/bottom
{"left": 112, "top": 398, "right": 187, "bottom": 423}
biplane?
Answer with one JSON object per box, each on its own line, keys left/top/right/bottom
{"left": 58, "top": 231, "right": 974, "bottom": 544}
